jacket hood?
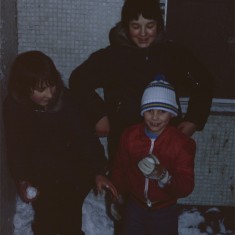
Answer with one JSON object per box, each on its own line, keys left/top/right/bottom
{"left": 109, "top": 22, "right": 166, "bottom": 48}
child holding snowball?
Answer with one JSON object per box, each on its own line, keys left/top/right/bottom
{"left": 110, "top": 78, "right": 196, "bottom": 235}
{"left": 3, "top": 51, "right": 117, "bottom": 235}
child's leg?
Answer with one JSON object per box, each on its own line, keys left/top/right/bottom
{"left": 120, "top": 199, "right": 178, "bottom": 235}
{"left": 58, "top": 182, "right": 91, "bottom": 235}
{"left": 32, "top": 181, "right": 91, "bottom": 235}
{"left": 147, "top": 204, "right": 178, "bottom": 235}
{"left": 32, "top": 184, "right": 61, "bottom": 235}
{"left": 120, "top": 199, "right": 146, "bottom": 235}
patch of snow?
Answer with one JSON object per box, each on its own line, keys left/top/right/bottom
{"left": 13, "top": 190, "right": 234, "bottom": 235}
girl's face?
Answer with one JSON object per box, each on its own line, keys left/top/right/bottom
{"left": 128, "top": 14, "right": 157, "bottom": 48}
{"left": 143, "top": 109, "right": 173, "bottom": 134}
{"left": 30, "top": 84, "right": 56, "bottom": 107}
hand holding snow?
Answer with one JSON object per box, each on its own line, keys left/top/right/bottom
{"left": 26, "top": 187, "right": 37, "bottom": 200}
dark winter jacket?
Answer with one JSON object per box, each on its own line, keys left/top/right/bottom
{"left": 3, "top": 88, "right": 107, "bottom": 186}
{"left": 69, "top": 23, "right": 213, "bottom": 151}
{"left": 111, "top": 123, "right": 196, "bottom": 209}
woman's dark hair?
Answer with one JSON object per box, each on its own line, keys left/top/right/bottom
{"left": 8, "top": 50, "right": 63, "bottom": 103}
{"left": 121, "top": 0, "right": 164, "bottom": 31}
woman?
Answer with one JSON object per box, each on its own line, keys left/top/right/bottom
{"left": 69, "top": 0, "right": 213, "bottom": 162}
{"left": 3, "top": 50, "right": 117, "bottom": 235}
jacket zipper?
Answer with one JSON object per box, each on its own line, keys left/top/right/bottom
{"left": 187, "top": 71, "right": 199, "bottom": 86}
{"left": 144, "top": 138, "right": 155, "bottom": 207}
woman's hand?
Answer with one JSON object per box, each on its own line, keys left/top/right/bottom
{"left": 177, "top": 121, "right": 197, "bottom": 137}
{"left": 95, "top": 116, "right": 110, "bottom": 137}
{"left": 95, "top": 175, "right": 118, "bottom": 199}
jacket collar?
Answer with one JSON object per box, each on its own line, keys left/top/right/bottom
{"left": 139, "top": 122, "right": 173, "bottom": 141}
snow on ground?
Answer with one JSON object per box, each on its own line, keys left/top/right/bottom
{"left": 13, "top": 190, "right": 234, "bottom": 235}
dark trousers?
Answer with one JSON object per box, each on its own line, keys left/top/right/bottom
{"left": 32, "top": 181, "right": 91, "bottom": 235}
{"left": 120, "top": 199, "right": 178, "bottom": 235}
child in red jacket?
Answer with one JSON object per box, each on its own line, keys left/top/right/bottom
{"left": 111, "top": 78, "right": 196, "bottom": 235}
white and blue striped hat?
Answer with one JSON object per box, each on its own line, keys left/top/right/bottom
{"left": 140, "top": 79, "right": 179, "bottom": 116}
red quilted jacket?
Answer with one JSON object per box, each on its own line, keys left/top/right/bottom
{"left": 111, "top": 123, "right": 196, "bottom": 208}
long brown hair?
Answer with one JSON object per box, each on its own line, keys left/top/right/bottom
{"left": 8, "top": 50, "right": 64, "bottom": 106}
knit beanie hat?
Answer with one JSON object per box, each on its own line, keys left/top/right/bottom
{"left": 140, "top": 79, "right": 178, "bottom": 116}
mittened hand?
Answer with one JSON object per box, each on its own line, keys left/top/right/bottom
{"left": 138, "top": 154, "right": 159, "bottom": 179}
{"left": 138, "top": 154, "right": 166, "bottom": 180}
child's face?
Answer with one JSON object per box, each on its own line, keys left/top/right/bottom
{"left": 128, "top": 14, "right": 157, "bottom": 48}
{"left": 143, "top": 109, "right": 173, "bottom": 134}
{"left": 30, "top": 84, "right": 56, "bottom": 107}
